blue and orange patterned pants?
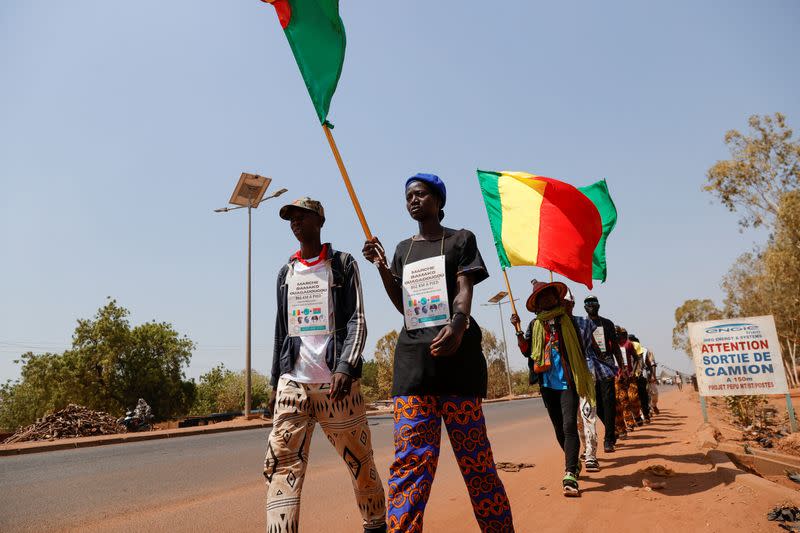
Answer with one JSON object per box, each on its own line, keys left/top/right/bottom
{"left": 387, "top": 396, "right": 514, "bottom": 533}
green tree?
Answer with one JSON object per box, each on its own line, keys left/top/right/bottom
{"left": 0, "top": 299, "right": 195, "bottom": 430}
{"left": 371, "top": 330, "right": 397, "bottom": 401}
{"left": 720, "top": 191, "right": 800, "bottom": 386}
{"left": 359, "top": 360, "right": 379, "bottom": 403}
{"left": 705, "top": 112, "right": 800, "bottom": 229}
{"left": 190, "top": 364, "right": 231, "bottom": 415}
{"left": 511, "top": 369, "right": 538, "bottom": 396}
{"left": 672, "top": 299, "right": 724, "bottom": 357}
{"left": 482, "top": 329, "right": 511, "bottom": 399}
{"left": 766, "top": 191, "right": 800, "bottom": 385}
{"left": 191, "top": 364, "right": 271, "bottom": 415}
{"left": 673, "top": 113, "right": 800, "bottom": 409}
{"left": 0, "top": 352, "right": 75, "bottom": 431}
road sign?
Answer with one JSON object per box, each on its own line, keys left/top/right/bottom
{"left": 688, "top": 315, "right": 788, "bottom": 396}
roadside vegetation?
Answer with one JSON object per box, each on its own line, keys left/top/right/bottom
{"left": 1, "top": 308, "right": 531, "bottom": 432}
{"left": 0, "top": 299, "right": 196, "bottom": 431}
{"left": 672, "top": 113, "right": 800, "bottom": 429}
{"left": 673, "top": 113, "right": 800, "bottom": 387}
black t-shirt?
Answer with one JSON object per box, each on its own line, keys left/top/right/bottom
{"left": 390, "top": 228, "right": 489, "bottom": 397}
{"left": 588, "top": 315, "right": 619, "bottom": 367}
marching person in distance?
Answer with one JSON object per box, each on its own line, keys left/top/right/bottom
{"left": 638, "top": 336, "right": 658, "bottom": 417}
{"left": 644, "top": 347, "right": 660, "bottom": 414}
{"left": 510, "top": 280, "right": 596, "bottom": 497}
{"left": 265, "top": 197, "right": 386, "bottom": 533}
{"left": 676, "top": 372, "right": 683, "bottom": 391}
{"left": 617, "top": 326, "right": 643, "bottom": 428}
{"left": 583, "top": 295, "right": 625, "bottom": 453}
{"left": 615, "top": 370, "right": 633, "bottom": 439}
{"left": 628, "top": 334, "right": 651, "bottom": 423}
{"left": 562, "top": 290, "right": 607, "bottom": 473}
{"left": 362, "top": 173, "right": 513, "bottom": 532}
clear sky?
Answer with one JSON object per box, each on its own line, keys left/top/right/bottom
{"left": 1, "top": 1, "right": 798, "bottom": 383}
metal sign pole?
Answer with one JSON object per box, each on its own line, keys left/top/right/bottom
{"left": 699, "top": 395, "right": 709, "bottom": 423}
{"left": 786, "top": 393, "right": 798, "bottom": 433}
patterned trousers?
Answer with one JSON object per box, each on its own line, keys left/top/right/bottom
{"left": 615, "top": 376, "right": 642, "bottom": 433}
{"left": 615, "top": 377, "right": 634, "bottom": 434}
{"left": 387, "top": 396, "right": 513, "bottom": 533}
{"left": 264, "top": 377, "right": 386, "bottom": 532}
{"left": 648, "top": 381, "right": 659, "bottom": 409}
{"left": 578, "top": 396, "right": 598, "bottom": 462}
{"left": 627, "top": 378, "right": 642, "bottom": 422}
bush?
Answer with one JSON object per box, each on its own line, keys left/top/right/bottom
{"left": 0, "top": 300, "right": 195, "bottom": 431}
{"left": 725, "top": 395, "right": 768, "bottom": 427}
{"left": 190, "top": 364, "right": 270, "bottom": 415}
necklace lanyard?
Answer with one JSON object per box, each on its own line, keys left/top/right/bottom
{"left": 403, "top": 229, "right": 446, "bottom": 268}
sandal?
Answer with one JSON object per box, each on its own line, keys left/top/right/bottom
{"left": 585, "top": 459, "right": 600, "bottom": 472}
{"left": 562, "top": 472, "right": 580, "bottom": 497}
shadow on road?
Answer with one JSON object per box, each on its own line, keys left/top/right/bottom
{"left": 581, "top": 464, "right": 743, "bottom": 497}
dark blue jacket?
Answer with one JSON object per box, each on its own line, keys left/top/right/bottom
{"left": 271, "top": 246, "right": 367, "bottom": 388}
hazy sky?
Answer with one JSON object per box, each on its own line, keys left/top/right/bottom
{"left": 1, "top": 1, "right": 798, "bottom": 383}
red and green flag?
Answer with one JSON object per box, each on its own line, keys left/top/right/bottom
{"left": 578, "top": 179, "right": 617, "bottom": 283}
{"left": 476, "top": 170, "right": 603, "bottom": 289}
{"left": 260, "top": 0, "right": 346, "bottom": 124}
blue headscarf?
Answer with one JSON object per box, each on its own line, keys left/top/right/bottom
{"left": 406, "top": 173, "right": 446, "bottom": 220}
{"left": 405, "top": 173, "right": 446, "bottom": 207}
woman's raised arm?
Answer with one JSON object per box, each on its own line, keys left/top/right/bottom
{"left": 362, "top": 236, "right": 403, "bottom": 314}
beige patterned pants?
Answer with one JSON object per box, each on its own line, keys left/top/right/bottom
{"left": 264, "top": 377, "right": 386, "bottom": 532}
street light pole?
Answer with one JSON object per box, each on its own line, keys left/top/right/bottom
{"left": 497, "top": 301, "right": 512, "bottom": 397}
{"left": 215, "top": 175, "right": 287, "bottom": 418}
{"left": 245, "top": 200, "right": 252, "bottom": 417}
{"left": 483, "top": 291, "right": 517, "bottom": 397}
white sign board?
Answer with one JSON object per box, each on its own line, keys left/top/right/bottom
{"left": 287, "top": 268, "right": 331, "bottom": 337}
{"left": 402, "top": 255, "right": 450, "bottom": 331}
{"left": 688, "top": 315, "right": 788, "bottom": 396}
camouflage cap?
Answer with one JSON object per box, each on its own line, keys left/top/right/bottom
{"left": 279, "top": 197, "right": 325, "bottom": 221}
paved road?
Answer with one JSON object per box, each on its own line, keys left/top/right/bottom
{"left": 0, "top": 398, "right": 548, "bottom": 532}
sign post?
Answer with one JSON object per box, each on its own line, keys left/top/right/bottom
{"left": 787, "top": 393, "right": 798, "bottom": 432}
{"left": 688, "top": 315, "right": 796, "bottom": 431}
{"left": 699, "top": 396, "right": 709, "bottom": 423}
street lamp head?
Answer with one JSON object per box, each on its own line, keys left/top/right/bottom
{"left": 214, "top": 208, "right": 229, "bottom": 213}
{"left": 487, "top": 291, "right": 509, "bottom": 304}
{"left": 271, "top": 188, "right": 288, "bottom": 199}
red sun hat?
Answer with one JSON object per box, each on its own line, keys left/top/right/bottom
{"left": 526, "top": 280, "right": 569, "bottom": 312}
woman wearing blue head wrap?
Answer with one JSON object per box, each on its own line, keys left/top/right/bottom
{"left": 362, "top": 174, "right": 514, "bottom": 532}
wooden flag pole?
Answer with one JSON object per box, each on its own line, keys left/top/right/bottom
{"left": 502, "top": 268, "right": 522, "bottom": 334}
{"left": 322, "top": 123, "right": 373, "bottom": 240}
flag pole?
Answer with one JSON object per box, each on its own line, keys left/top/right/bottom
{"left": 322, "top": 123, "right": 373, "bottom": 240}
{"left": 502, "top": 268, "right": 522, "bottom": 334}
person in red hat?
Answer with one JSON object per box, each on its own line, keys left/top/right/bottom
{"left": 510, "top": 280, "right": 596, "bottom": 497}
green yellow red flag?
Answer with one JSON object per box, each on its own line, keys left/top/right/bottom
{"left": 578, "top": 180, "right": 618, "bottom": 283}
{"left": 260, "top": 0, "right": 346, "bottom": 124}
{"left": 476, "top": 170, "right": 603, "bottom": 289}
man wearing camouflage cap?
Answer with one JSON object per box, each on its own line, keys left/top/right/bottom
{"left": 264, "top": 197, "right": 386, "bottom": 533}
{"left": 583, "top": 295, "right": 625, "bottom": 453}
